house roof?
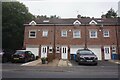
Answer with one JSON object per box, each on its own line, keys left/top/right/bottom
{"left": 24, "top": 18, "right": 118, "bottom": 26}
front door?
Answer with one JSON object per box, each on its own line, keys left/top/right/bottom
{"left": 41, "top": 46, "right": 47, "bottom": 58}
{"left": 61, "top": 46, "right": 68, "bottom": 59}
{"left": 104, "top": 46, "right": 111, "bottom": 60}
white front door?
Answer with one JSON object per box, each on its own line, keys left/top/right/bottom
{"left": 104, "top": 46, "right": 111, "bottom": 60}
{"left": 41, "top": 46, "right": 47, "bottom": 58}
{"left": 61, "top": 46, "right": 68, "bottom": 59}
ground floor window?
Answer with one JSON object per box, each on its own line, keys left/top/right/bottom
{"left": 56, "top": 46, "right": 60, "bottom": 53}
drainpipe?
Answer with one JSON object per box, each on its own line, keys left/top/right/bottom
{"left": 53, "top": 24, "right": 56, "bottom": 59}
{"left": 115, "top": 18, "right": 119, "bottom": 60}
{"left": 84, "top": 24, "right": 87, "bottom": 49}
{"left": 99, "top": 24, "right": 104, "bottom": 60}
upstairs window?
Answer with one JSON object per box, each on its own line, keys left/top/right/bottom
{"left": 103, "top": 30, "right": 110, "bottom": 37}
{"left": 29, "top": 30, "right": 36, "bottom": 38}
{"left": 42, "top": 30, "right": 48, "bottom": 37}
{"left": 61, "top": 30, "right": 67, "bottom": 37}
{"left": 89, "top": 30, "right": 97, "bottom": 38}
{"left": 73, "top": 30, "right": 81, "bottom": 38}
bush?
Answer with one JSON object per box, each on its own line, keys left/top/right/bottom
{"left": 41, "top": 57, "right": 48, "bottom": 64}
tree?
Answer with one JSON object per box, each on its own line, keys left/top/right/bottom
{"left": 50, "top": 15, "right": 60, "bottom": 19}
{"left": 36, "top": 15, "right": 49, "bottom": 19}
{"left": 2, "top": 2, "right": 35, "bottom": 50}
{"left": 36, "top": 15, "right": 60, "bottom": 19}
{"left": 101, "top": 8, "right": 117, "bottom": 18}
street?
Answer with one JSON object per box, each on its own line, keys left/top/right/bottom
{"left": 1, "top": 60, "right": 119, "bottom": 78}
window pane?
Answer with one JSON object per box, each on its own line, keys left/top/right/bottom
{"left": 30, "top": 32, "right": 35, "bottom": 36}
{"left": 104, "top": 31, "right": 109, "bottom": 37}
{"left": 90, "top": 30, "right": 97, "bottom": 38}
{"left": 61, "top": 30, "right": 67, "bottom": 37}
{"left": 29, "top": 30, "right": 36, "bottom": 38}
{"left": 73, "top": 30, "right": 80, "bottom": 38}
{"left": 43, "top": 31, "right": 48, "bottom": 37}
{"left": 105, "top": 48, "right": 109, "bottom": 54}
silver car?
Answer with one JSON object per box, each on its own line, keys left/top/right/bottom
{"left": 76, "top": 49, "right": 98, "bottom": 65}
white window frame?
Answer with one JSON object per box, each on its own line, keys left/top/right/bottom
{"left": 49, "top": 46, "right": 53, "bottom": 53}
{"left": 112, "top": 46, "right": 116, "bottom": 54}
{"left": 103, "top": 30, "right": 110, "bottom": 37}
{"left": 29, "top": 30, "right": 37, "bottom": 38}
{"left": 42, "top": 30, "right": 48, "bottom": 37}
{"left": 73, "top": 30, "right": 81, "bottom": 38}
{"left": 89, "top": 30, "right": 97, "bottom": 38}
{"left": 61, "top": 30, "right": 67, "bottom": 37}
{"left": 56, "top": 46, "right": 60, "bottom": 53}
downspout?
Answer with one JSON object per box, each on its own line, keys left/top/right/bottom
{"left": 84, "top": 24, "right": 87, "bottom": 49}
{"left": 115, "top": 18, "right": 119, "bottom": 60}
{"left": 53, "top": 24, "right": 56, "bottom": 59}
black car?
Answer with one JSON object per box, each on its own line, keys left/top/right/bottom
{"left": 11, "top": 50, "right": 35, "bottom": 63}
{"left": 76, "top": 49, "right": 98, "bottom": 65}
{"left": 1, "top": 49, "right": 15, "bottom": 63}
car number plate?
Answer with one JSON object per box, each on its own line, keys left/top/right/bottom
{"left": 14, "top": 58, "right": 19, "bottom": 60}
{"left": 87, "top": 60, "right": 93, "bottom": 62}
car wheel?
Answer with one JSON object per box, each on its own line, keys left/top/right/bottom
{"left": 11, "top": 60, "right": 15, "bottom": 63}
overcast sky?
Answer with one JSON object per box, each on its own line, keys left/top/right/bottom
{"left": 19, "top": 0, "right": 120, "bottom": 18}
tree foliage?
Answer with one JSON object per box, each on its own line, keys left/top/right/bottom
{"left": 2, "top": 2, "right": 35, "bottom": 50}
{"left": 101, "top": 8, "right": 117, "bottom": 18}
{"left": 36, "top": 15, "right": 60, "bottom": 19}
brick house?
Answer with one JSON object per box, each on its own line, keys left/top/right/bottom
{"left": 23, "top": 17, "right": 119, "bottom": 61}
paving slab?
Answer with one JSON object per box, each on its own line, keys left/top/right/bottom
{"left": 109, "top": 60, "right": 120, "bottom": 64}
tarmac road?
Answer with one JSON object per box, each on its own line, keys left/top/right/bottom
{"left": 1, "top": 60, "right": 120, "bottom": 78}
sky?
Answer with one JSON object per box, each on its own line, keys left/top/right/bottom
{"left": 19, "top": 0, "right": 120, "bottom": 18}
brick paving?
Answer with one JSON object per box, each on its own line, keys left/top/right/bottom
{"left": 21, "top": 59, "right": 73, "bottom": 67}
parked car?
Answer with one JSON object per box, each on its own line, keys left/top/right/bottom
{"left": 1, "top": 49, "right": 15, "bottom": 63}
{"left": 76, "top": 49, "right": 98, "bottom": 65}
{"left": 0, "top": 49, "right": 4, "bottom": 62}
{"left": 11, "top": 50, "right": 35, "bottom": 63}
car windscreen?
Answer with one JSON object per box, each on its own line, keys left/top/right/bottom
{"left": 15, "top": 51, "right": 24, "bottom": 54}
{"left": 79, "top": 50, "right": 94, "bottom": 55}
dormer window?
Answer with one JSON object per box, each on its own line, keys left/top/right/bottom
{"left": 29, "top": 20, "right": 36, "bottom": 25}
{"left": 73, "top": 20, "right": 81, "bottom": 25}
{"left": 89, "top": 20, "right": 97, "bottom": 25}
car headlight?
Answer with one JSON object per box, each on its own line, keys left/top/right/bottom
{"left": 94, "top": 57, "right": 98, "bottom": 60}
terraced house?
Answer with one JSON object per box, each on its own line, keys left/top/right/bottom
{"left": 23, "top": 17, "right": 119, "bottom": 62}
